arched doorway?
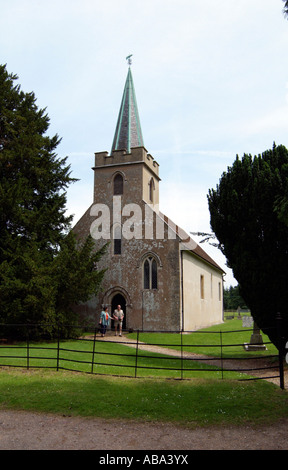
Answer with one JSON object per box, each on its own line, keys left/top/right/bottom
{"left": 111, "top": 293, "right": 127, "bottom": 331}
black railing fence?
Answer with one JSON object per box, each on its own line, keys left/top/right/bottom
{"left": 0, "top": 320, "right": 286, "bottom": 389}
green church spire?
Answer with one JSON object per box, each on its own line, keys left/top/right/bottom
{"left": 111, "top": 57, "right": 144, "bottom": 154}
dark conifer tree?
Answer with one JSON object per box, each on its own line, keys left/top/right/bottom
{"left": 208, "top": 144, "right": 288, "bottom": 349}
{"left": 0, "top": 65, "right": 105, "bottom": 338}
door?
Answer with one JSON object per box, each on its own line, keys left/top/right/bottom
{"left": 111, "top": 294, "right": 126, "bottom": 331}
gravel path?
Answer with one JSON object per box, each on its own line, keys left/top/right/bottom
{"left": 98, "top": 333, "right": 287, "bottom": 387}
{"left": 0, "top": 409, "right": 288, "bottom": 450}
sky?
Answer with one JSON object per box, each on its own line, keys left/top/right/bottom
{"left": 1, "top": 0, "right": 288, "bottom": 287}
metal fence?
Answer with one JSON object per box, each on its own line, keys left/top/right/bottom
{"left": 0, "top": 322, "right": 286, "bottom": 389}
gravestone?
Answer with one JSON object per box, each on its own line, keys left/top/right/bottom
{"left": 237, "top": 306, "right": 242, "bottom": 319}
{"left": 243, "top": 320, "right": 267, "bottom": 351}
{"left": 242, "top": 316, "right": 253, "bottom": 328}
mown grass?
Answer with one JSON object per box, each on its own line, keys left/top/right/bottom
{"left": 129, "top": 318, "right": 279, "bottom": 359}
{"left": 0, "top": 319, "right": 286, "bottom": 428}
{"left": 0, "top": 318, "right": 281, "bottom": 382}
{"left": 0, "top": 368, "right": 288, "bottom": 428}
{"left": 0, "top": 337, "right": 245, "bottom": 380}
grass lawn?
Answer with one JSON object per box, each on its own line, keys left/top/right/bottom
{"left": 0, "top": 368, "right": 288, "bottom": 428}
{"left": 0, "top": 336, "right": 246, "bottom": 380}
{"left": 128, "top": 318, "right": 279, "bottom": 359}
{"left": 0, "top": 318, "right": 282, "bottom": 382}
{"left": 0, "top": 319, "right": 287, "bottom": 428}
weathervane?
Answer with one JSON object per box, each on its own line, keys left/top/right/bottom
{"left": 126, "top": 54, "right": 133, "bottom": 66}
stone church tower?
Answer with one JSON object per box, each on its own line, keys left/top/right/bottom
{"left": 73, "top": 63, "right": 224, "bottom": 331}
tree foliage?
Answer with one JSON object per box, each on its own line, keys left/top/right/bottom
{"left": 283, "top": 0, "right": 288, "bottom": 18}
{"left": 223, "top": 285, "right": 246, "bottom": 311}
{"left": 208, "top": 144, "right": 288, "bottom": 348}
{"left": 0, "top": 64, "right": 105, "bottom": 339}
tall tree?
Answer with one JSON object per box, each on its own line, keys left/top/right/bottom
{"left": 223, "top": 285, "right": 246, "bottom": 311}
{"left": 51, "top": 232, "right": 106, "bottom": 337}
{"left": 0, "top": 65, "right": 105, "bottom": 338}
{"left": 208, "top": 144, "right": 288, "bottom": 349}
{"left": 0, "top": 65, "right": 73, "bottom": 255}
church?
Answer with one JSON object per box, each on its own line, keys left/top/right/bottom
{"left": 73, "top": 62, "right": 224, "bottom": 331}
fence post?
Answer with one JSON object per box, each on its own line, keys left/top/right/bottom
{"left": 220, "top": 330, "right": 223, "bottom": 380}
{"left": 276, "top": 312, "right": 285, "bottom": 390}
{"left": 135, "top": 330, "right": 139, "bottom": 378}
{"left": 180, "top": 329, "right": 183, "bottom": 380}
{"left": 26, "top": 325, "right": 30, "bottom": 370}
{"left": 56, "top": 324, "right": 60, "bottom": 372}
{"left": 91, "top": 327, "right": 97, "bottom": 374}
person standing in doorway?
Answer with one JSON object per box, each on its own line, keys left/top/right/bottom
{"left": 113, "top": 304, "right": 124, "bottom": 336}
{"left": 99, "top": 306, "right": 112, "bottom": 337}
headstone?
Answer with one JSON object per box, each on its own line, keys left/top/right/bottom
{"left": 242, "top": 316, "right": 253, "bottom": 328}
{"left": 237, "top": 306, "right": 242, "bottom": 319}
{"left": 244, "top": 321, "right": 267, "bottom": 351}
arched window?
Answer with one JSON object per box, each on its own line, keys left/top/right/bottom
{"left": 113, "top": 173, "right": 123, "bottom": 195}
{"left": 143, "top": 256, "right": 158, "bottom": 289}
{"left": 148, "top": 177, "right": 155, "bottom": 202}
{"left": 113, "top": 224, "right": 122, "bottom": 255}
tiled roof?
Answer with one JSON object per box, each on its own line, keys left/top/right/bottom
{"left": 158, "top": 211, "right": 225, "bottom": 273}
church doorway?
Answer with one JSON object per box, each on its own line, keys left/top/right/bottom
{"left": 111, "top": 293, "right": 127, "bottom": 331}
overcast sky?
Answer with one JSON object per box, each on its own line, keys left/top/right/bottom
{"left": 1, "top": 0, "right": 288, "bottom": 286}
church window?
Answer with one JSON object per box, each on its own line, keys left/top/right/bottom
{"left": 113, "top": 224, "right": 122, "bottom": 255}
{"left": 218, "top": 282, "right": 222, "bottom": 301}
{"left": 113, "top": 174, "right": 123, "bottom": 195}
{"left": 151, "top": 259, "right": 157, "bottom": 289}
{"left": 200, "top": 275, "right": 204, "bottom": 299}
{"left": 114, "top": 238, "right": 121, "bottom": 255}
{"left": 148, "top": 177, "right": 155, "bottom": 202}
{"left": 143, "top": 256, "right": 158, "bottom": 289}
{"left": 144, "top": 260, "right": 150, "bottom": 289}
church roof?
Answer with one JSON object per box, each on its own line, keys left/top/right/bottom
{"left": 158, "top": 211, "right": 225, "bottom": 273}
{"left": 111, "top": 66, "right": 144, "bottom": 154}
